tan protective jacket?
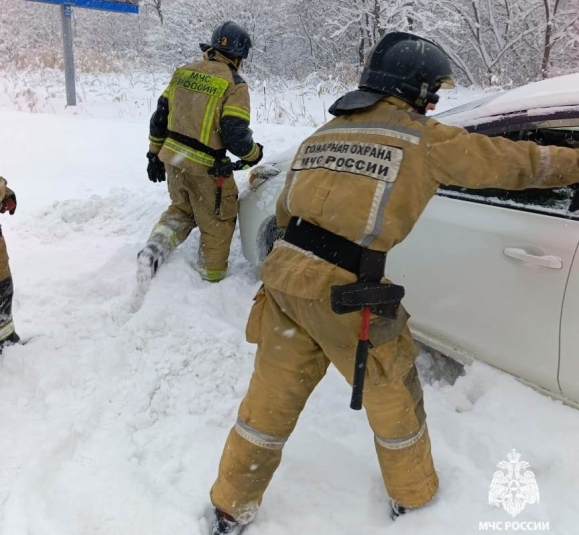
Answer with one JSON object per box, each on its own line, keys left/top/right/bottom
{"left": 262, "top": 96, "right": 579, "bottom": 299}
{"left": 149, "top": 51, "right": 260, "bottom": 173}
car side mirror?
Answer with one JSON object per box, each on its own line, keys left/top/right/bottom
{"left": 247, "top": 164, "right": 281, "bottom": 192}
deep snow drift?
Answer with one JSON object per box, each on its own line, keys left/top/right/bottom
{"left": 0, "top": 78, "right": 577, "bottom": 535}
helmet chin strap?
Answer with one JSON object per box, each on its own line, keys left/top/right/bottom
{"left": 414, "top": 82, "right": 440, "bottom": 107}
{"left": 205, "top": 48, "right": 242, "bottom": 70}
{"left": 416, "top": 82, "right": 429, "bottom": 106}
{"left": 400, "top": 82, "right": 439, "bottom": 114}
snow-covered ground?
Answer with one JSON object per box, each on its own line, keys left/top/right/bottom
{"left": 1, "top": 72, "right": 578, "bottom": 535}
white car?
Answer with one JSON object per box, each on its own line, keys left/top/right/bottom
{"left": 238, "top": 73, "right": 579, "bottom": 406}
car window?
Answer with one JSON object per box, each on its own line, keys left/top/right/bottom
{"left": 437, "top": 119, "right": 579, "bottom": 219}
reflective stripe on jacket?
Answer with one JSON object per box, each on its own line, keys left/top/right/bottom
{"left": 148, "top": 51, "right": 259, "bottom": 172}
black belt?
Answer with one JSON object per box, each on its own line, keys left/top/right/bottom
{"left": 284, "top": 218, "right": 403, "bottom": 412}
{"left": 167, "top": 130, "right": 226, "bottom": 160}
{"left": 283, "top": 217, "right": 386, "bottom": 283}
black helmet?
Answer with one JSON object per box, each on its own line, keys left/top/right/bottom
{"left": 359, "top": 32, "right": 455, "bottom": 109}
{"left": 200, "top": 21, "right": 252, "bottom": 60}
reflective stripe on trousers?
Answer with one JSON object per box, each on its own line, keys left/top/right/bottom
{"left": 234, "top": 417, "right": 288, "bottom": 451}
{"left": 0, "top": 318, "right": 15, "bottom": 342}
{"left": 375, "top": 422, "right": 426, "bottom": 450}
{"left": 151, "top": 223, "right": 179, "bottom": 248}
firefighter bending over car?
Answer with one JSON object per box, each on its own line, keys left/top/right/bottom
{"left": 0, "top": 175, "right": 19, "bottom": 352}
{"left": 208, "top": 32, "right": 579, "bottom": 534}
{"left": 137, "top": 21, "right": 263, "bottom": 285}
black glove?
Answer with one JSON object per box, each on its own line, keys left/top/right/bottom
{"left": 147, "top": 152, "right": 166, "bottom": 183}
{"left": 237, "top": 143, "right": 265, "bottom": 171}
{"left": 253, "top": 143, "right": 264, "bottom": 166}
{"left": 0, "top": 192, "right": 16, "bottom": 215}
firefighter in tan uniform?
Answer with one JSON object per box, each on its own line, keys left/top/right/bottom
{"left": 0, "top": 176, "right": 19, "bottom": 352}
{"left": 209, "top": 33, "right": 579, "bottom": 534}
{"left": 137, "top": 22, "right": 263, "bottom": 284}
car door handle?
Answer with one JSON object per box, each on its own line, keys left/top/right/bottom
{"left": 503, "top": 248, "right": 563, "bottom": 270}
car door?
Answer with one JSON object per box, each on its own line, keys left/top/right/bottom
{"left": 560, "top": 243, "right": 579, "bottom": 402}
{"left": 387, "top": 114, "right": 579, "bottom": 394}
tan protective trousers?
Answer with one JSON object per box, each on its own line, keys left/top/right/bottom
{"left": 0, "top": 230, "right": 15, "bottom": 342}
{"left": 210, "top": 286, "right": 439, "bottom": 523}
{"left": 151, "top": 164, "right": 238, "bottom": 276}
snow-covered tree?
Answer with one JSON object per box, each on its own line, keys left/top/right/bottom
{"left": 2, "top": 0, "right": 579, "bottom": 87}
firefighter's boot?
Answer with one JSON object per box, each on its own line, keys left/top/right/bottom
{"left": 0, "top": 331, "right": 20, "bottom": 353}
{"left": 211, "top": 509, "right": 246, "bottom": 535}
{"left": 136, "top": 237, "right": 171, "bottom": 287}
{"left": 390, "top": 500, "right": 407, "bottom": 520}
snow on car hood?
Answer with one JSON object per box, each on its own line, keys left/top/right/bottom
{"left": 438, "top": 73, "right": 579, "bottom": 126}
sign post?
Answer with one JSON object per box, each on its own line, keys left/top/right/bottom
{"left": 61, "top": 3, "right": 76, "bottom": 105}
{"left": 25, "top": 0, "right": 139, "bottom": 106}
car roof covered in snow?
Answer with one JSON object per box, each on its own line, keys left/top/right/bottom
{"left": 435, "top": 73, "right": 579, "bottom": 127}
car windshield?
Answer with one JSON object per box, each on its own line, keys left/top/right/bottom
{"left": 434, "top": 92, "right": 505, "bottom": 119}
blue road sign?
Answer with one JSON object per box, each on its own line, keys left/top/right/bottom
{"left": 23, "top": 0, "right": 138, "bottom": 105}
{"left": 25, "top": 0, "right": 138, "bottom": 14}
